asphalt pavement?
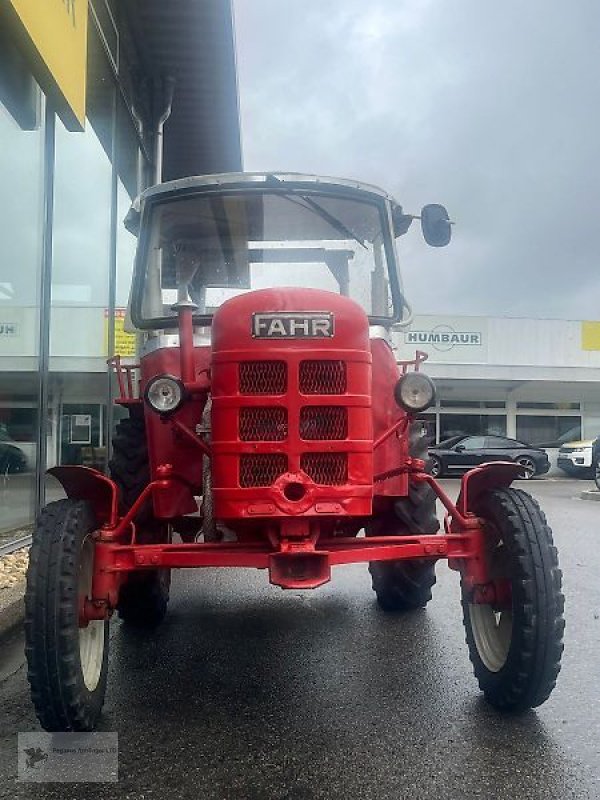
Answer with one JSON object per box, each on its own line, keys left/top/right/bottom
{"left": 1, "top": 479, "right": 599, "bottom": 799}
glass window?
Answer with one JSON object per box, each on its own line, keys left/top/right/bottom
{"left": 439, "top": 414, "right": 506, "bottom": 440}
{"left": 48, "top": 24, "right": 114, "bottom": 470}
{"left": 0, "top": 96, "right": 44, "bottom": 534}
{"left": 516, "top": 402, "right": 580, "bottom": 410}
{"left": 485, "top": 436, "right": 520, "bottom": 449}
{"left": 516, "top": 416, "right": 581, "bottom": 447}
{"left": 462, "top": 436, "right": 486, "bottom": 450}
{"left": 134, "top": 190, "right": 397, "bottom": 327}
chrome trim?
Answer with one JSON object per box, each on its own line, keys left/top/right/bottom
{"left": 140, "top": 172, "right": 398, "bottom": 206}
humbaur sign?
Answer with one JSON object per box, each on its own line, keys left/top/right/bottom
{"left": 405, "top": 325, "right": 482, "bottom": 351}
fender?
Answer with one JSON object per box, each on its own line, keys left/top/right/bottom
{"left": 455, "top": 461, "right": 523, "bottom": 518}
{"left": 48, "top": 466, "right": 119, "bottom": 527}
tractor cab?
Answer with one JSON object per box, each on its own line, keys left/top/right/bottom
{"left": 125, "top": 172, "right": 451, "bottom": 332}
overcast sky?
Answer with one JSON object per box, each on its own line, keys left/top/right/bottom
{"left": 234, "top": 0, "right": 600, "bottom": 320}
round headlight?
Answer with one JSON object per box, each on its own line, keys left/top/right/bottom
{"left": 394, "top": 372, "right": 436, "bottom": 413}
{"left": 145, "top": 375, "right": 184, "bottom": 414}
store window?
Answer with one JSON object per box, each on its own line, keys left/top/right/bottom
{"left": 48, "top": 22, "right": 115, "bottom": 470}
{"left": 439, "top": 414, "right": 506, "bottom": 441}
{"left": 516, "top": 416, "right": 581, "bottom": 447}
{"left": 0, "top": 95, "right": 44, "bottom": 532}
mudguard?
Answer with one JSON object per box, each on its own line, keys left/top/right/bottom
{"left": 455, "top": 461, "right": 523, "bottom": 518}
{"left": 48, "top": 466, "right": 119, "bottom": 526}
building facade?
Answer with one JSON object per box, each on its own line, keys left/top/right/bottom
{"left": 397, "top": 314, "right": 600, "bottom": 455}
{"left": 0, "top": 0, "right": 241, "bottom": 534}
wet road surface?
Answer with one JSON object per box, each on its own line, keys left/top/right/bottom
{"left": 1, "top": 480, "right": 599, "bottom": 798}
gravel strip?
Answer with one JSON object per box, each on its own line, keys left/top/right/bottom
{"left": 0, "top": 548, "right": 29, "bottom": 591}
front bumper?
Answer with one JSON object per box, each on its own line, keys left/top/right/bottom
{"left": 558, "top": 451, "right": 592, "bottom": 470}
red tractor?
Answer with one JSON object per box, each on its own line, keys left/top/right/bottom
{"left": 25, "top": 173, "right": 564, "bottom": 731}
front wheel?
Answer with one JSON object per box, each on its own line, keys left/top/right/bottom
{"left": 462, "top": 488, "right": 564, "bottom": 711}
{"left": 25, "top": 499, "right": 109, "bottom": 731}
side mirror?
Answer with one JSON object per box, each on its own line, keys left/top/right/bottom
{"left": 454, "top": 444, "right": 465, "bottom": 453}
{"left": 421, "top": 204, "right": 451, "bottom": 247}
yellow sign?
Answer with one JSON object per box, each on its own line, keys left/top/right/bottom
{"left": 105, "top": 309, "right": 137, "bottom": 358}
{"left": 7, "top": 0, "right": 88, "bottom": 129}
{"left": 581, "top": 321, "right": 600, "bottom": 351}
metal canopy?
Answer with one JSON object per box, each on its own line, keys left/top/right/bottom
{"left": 124, "top": 0, "right": 242, "bottom": 181}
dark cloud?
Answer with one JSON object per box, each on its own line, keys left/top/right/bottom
{"left": 234, "top": 0, "right": 600, "bottom": 319}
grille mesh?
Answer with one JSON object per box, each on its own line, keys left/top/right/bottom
{"left": 239, "top": 454, "right": 288, "bottom": 487}
{"left": 301, "top": 453, "right": 348, "bottom": 485}
{"left": 239, "top": 407, "right": 288, "bottom": 441}
{"left": 299, "top": 360, "right": 347, "bottom": 394}
{"left": 239, "top": 361, "right": 287, "bottom": 394}
{"left": 300, "top": 406, "right": 348, "bottom": 440}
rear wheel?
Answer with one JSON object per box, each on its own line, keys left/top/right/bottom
{"left": 25, "top": 499, "right": 109, "bottom": 731}
{"left": 368, "top": 422, "right": 439, "bottom": 612}
{"left": 515, "top": 456, "right": 536, "bottom": 480}
{"left": 109, "top": 409, "right": 170, "bottom": 628}
{"left": 429, "top": 455, "right": 442, "bottom": 478}
{"left": 462, "top": 488, "right": 564, "bottom": 711}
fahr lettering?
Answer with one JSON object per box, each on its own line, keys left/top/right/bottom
{"left": 252, "top": 313, "right": 334, "bottom": 338}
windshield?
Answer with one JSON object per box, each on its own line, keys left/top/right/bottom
{"left": 133, "top": 189, "right": 400, "bottom": 327}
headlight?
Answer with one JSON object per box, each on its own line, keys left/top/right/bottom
{"left": 145, "top": 375, "right": 185, "bottom": 414}
{"left": 394, "top": 372, "right": 436, "bottom": 413}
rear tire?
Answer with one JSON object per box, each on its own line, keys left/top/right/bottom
{"left": 109, "top": 409, "right": 171, "bottom": 628}
{"left": 462, "top": 488, "right": 564, "bottom": 711}
{"left": 368, "top": 422, "right": 439, "bottom": 612}
{"left": 25, "top": 499, "right": 109, "bottom": 731}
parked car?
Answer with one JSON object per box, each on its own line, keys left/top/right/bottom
{"left": 592, "top": 437, "right": 600, "bottom": 490}
{"left": 0, "top": 438, "right": 27, "bottom": 475}
{"left": 556, "top": 439, "right": 595, "bottom": 478}
{"left": 428, "top": 435, "right": 550, "bottom": 479}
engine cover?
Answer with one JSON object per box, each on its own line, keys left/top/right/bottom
{"left": 210, "top": 288, "right": 373, "bottom": 520}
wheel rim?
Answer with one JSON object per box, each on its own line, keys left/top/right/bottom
{"left": 468, "top": 603, "right": 513, "bottom": 672}
{"left": 78, "top": 536, "right": 105, "bottom": 691}
{"left": 517, "top": 457, "right": 535, "bottom": 479}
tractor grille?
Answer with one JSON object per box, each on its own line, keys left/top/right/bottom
{"left": 300, "top": 406, "right": 347, "bottom": 440}
{"left": 299, "top": 360, "right": 346, "bottom": 394}
{"left": 239, "top": 361, "right": 287, "bottom": 394}
{"left": 300, "top": 453, "right": 348, "bottom": 485}
{"left": 239, "top": 407, "right": 288, "bottom": 441}
{"left": 239, "top": 454, "right": 288, "bottom": 487}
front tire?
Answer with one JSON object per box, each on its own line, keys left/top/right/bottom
{"left": 462, "top": 488, "right": 564, "bottom": 711}
{"left": 25, "top": 499, "right": 109, "bottom": 731}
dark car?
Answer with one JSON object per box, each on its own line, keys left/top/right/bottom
{"left": 428, "top": 435, "right": 550, "bottom": 480}
{"left": 0, "top": 439, "right": 28, "bottom": 475}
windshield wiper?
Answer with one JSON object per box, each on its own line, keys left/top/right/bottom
{"left": 281, "top": 193, "right": 367, "bottom": 250}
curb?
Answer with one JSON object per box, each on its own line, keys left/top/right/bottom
{"left": 0, "top": 579, "right": 26, "bottom": 641}
{"left": 580, "top": 490, "right": 600, "bottom": 502}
